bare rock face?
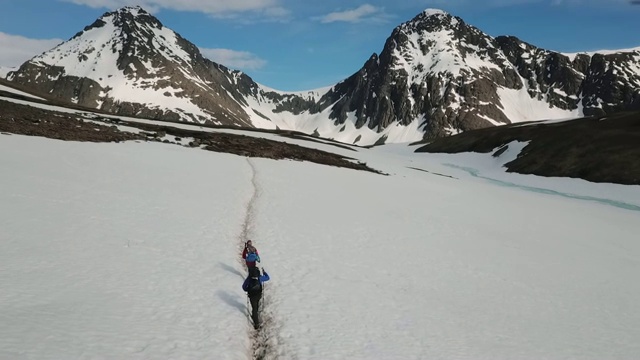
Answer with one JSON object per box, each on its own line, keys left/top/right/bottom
{"left": 495, "top": 37, "right": 640, "bottom": 116}
{"left": 321, "top": 9, "right": 640, "bottom": 141}
{"left": 416, "top": 110, "right": 640, "bottom": 185}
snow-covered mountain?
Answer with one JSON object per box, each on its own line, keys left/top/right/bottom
{"left": 5, "top": 7, "right": 640, "bottom": 145}
{"left": 4, "top": 7, "right": 271, "bottom": 127}
{"left": 325, "top": 9, "right": 640, "bottom": 140}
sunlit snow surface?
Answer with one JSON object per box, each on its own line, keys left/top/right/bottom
{"left": 1, "top": 110, "right": 640, "bottom": 359}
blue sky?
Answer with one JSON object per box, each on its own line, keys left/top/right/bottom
{"left": 0, "top": 0, "right": 639, "bottom": 91}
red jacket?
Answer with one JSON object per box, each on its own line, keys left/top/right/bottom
{"left": 242, "top": 245, "right": 258, "bottom": 259}
{"left": 242, "top": 245, "right": 260, "bottom": 267}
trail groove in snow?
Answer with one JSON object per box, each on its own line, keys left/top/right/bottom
{"left": 239, "top": 158, "right": 260, "bottom": 243}
{"left": 238, "top": 158, "right": 283, "bottom": 360}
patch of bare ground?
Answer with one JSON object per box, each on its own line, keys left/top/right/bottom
{"left": 0, "top": 98, "right": 383, "bottom": 175}
{"left": 415, "top": 111, "right": 640, "bottom": 185}
{"left": 0, "top": 99, "right": 145, "bottom": 143}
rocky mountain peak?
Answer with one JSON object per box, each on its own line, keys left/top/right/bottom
{"left": 385, "top": 7, "right": 496, "bottom": 76}
{"left": 407, "top": 8, "right": 456, "bottom": 30}
{"left": 396, "top": 8, "right": 482, "bottom": 39}
{"left": 23, "top": 4, "right": 198, "bottom": 84}
{"left": 7, "top": 6, "right": 259, "bottom": 126}
{"left": 105, "top": 5, "right": 161, "bottom": 30}
{"left": 71, "top": 6, "right": 160, "bottom": 41}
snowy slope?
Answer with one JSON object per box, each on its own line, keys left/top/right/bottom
{"left": 563, "top": 46, "right": 640, "bottom": 61}
{"left": 1, "top": 128, "right": 640, "bottom": 359}
{"left": 27, "top": 8, "right": 206, "bottom": 116}
{"left": 2, "top": 81, "right": 640, "bottom": 358}
{"left": 7, "top": 7, "right": 264, "bottom": 127}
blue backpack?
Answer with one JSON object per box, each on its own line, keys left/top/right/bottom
{"left": 246, "top": 252, "right": 259, "bottom": 262}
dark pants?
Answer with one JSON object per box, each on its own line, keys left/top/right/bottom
{"left": 249, "top": 293, "right": 261, "bottom": 327}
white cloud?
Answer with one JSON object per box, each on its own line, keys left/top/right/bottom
{"left": 0, "top": 32, "right": 63, "bottom": 67}
{"left": 519, "top": 0, "right": 630, "bottom": 5}
{"left": 200, "top": 48, "right": 267, "bottom": 70}
{"left": 60, "top": 0, "right": 290, "bottom": 19}
{"left": 426, "top": 0, "right": 630, "bottom": 6}
{"left": 314, "top": 4, "right": 387, "bottom": 23}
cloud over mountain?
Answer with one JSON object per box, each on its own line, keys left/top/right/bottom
{"left": 314, "top": 4, "right": 388, "bottom": 23}
{"left": 199, "top": 48, "right": 267, "bottom": 70}
{"left": 0, "top": 32, "right": 63, "bottom": 68}
{"left": 60, "top": 0, "right": 290, "bottom": 19}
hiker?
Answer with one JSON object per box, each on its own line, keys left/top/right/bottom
{"left": 242, "top": 266, "right": 270, "bottom": 328}
{"left": 242, "top": 240, "right": 260, "bottom": 268}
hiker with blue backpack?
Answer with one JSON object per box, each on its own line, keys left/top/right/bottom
{"left": 242, "top": 240, "right": 260, "bottom": 269}
{"left": 242, "top": 266, "right": 270, "bottom": 328}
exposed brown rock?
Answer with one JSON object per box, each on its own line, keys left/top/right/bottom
{"left": 0, "top": 97, "right": 384, "bottom": 175}
{"left": 416, "top": 111, "right": 640, "bottom": 185}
